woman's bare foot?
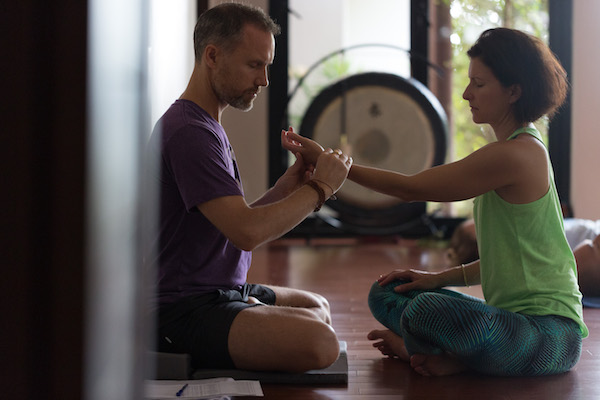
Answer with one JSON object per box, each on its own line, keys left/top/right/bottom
{"left": 367, "top": 329, "right": 410, "bottom": 361}
{"left": 410, "top": 353, "right": 468, "bottom": 376}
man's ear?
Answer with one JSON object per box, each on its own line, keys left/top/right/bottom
{"left": 203, "top": 44, "right": 219, "bottom": 69}
{"left": 509, "top": 84, "right": 522, "bottom": 104}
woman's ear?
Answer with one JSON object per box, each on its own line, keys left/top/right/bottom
{"left": 509, "top": 84, "right": 522, "bottom": 104}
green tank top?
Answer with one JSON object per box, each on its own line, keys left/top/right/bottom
{"left": 473, "top": 126, "right": 588, "bottom": 337}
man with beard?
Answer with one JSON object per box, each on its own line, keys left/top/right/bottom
{"left": 147, "top": 3, "right": 352, "bottom": 373}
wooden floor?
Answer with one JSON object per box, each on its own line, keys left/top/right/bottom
{"left": 237, "top": 237, "right": 600, "bottom": 400}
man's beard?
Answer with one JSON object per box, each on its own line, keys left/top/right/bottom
{"left": 227, "top": 90, "right": 256, "bottom": 111}
{"left": 213, "top": 75, "right": 257, "bottom": 112}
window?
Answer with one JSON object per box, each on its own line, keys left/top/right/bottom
{"left": 446, "top": 0, "right": 549, "bottom": 216}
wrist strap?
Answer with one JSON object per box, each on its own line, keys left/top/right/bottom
{"left": 311, "top": 179, "right": 337, "bottom": 200}
{"left": 305, "top": 180, "right": 326, "bottom": 212}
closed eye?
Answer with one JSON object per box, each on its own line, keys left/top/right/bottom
{"left": 470, "top": 78, "right": 484, "bottom": 88}
{"left": 249, "top": 60, "right": 270, "bottom": 69}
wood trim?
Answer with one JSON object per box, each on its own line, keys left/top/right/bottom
{"left": 548, "top": 0, "right": 573, "bottom": 213}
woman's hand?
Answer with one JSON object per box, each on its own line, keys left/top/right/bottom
{"left": 281, "top": 127, "right": 324, "bottom": 167}
{"left": 377, "top": 269, "right": 446, "bottom": 293}
{"left": 311, "top": 148, "right": 352, "bottom": 196}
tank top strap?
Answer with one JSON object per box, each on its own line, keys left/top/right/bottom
{"left": 507, "top": 124, "right": 542, "bottom": 143}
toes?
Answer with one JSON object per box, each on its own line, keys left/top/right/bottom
{"left": 367, "top": 329, "right": 385, "bottom": 340}
{"left": 410, "top": 355, "right": 431, "bottom": 376}
{"left": 409, "top": 354, "right": 427, "bottom": 368}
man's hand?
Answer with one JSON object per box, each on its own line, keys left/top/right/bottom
{"left": 280, "top": 127, "right": 353, "bottom": 198}
{"left": 272, "top": 152, "right": 312, "bottom": 197}
{"left": 311, "top": 148, "right": 353, "bottom": 197}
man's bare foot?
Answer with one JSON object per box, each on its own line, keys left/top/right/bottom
{"left": 410, "top": 353, "right": 468, "bottom": 376}
{"left": 367, "top": 329, "right": 410, "bottom": 362}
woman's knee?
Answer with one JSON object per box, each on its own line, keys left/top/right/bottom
{"left": 367, "top": 280, "right": 383, "bottom": 302}
{"left": 406, "top": 292, "right": 449, "bottom": 313}
{"left": 401, "top": 293, "right": 449, "bottom": 332}
{"left": 367, "top": 280, "right": 407, "bottom": 305}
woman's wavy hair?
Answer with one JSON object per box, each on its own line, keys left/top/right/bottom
{"left": 467, "top": 28, "right": 568, "bottom": 124}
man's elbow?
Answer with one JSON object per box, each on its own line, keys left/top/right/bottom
{"left": 228, "top": 226, "right": 266, "bottom": 251}
{"left": 232, "top": 239, "right": 259, "bottom": 252}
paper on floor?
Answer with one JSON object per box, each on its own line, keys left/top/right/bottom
{"left": 144, "top": 377, "right": 263, "bottom": 399}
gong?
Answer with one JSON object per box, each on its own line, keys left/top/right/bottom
{"left": 299, "top": 72, "right": 448, "bottom": 234}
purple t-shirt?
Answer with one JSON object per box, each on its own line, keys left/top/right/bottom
{"left": 149, "top": 99, "right": 252, "bottom": 305}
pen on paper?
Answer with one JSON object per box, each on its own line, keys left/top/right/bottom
{"left": 175, "top": 383, "right": 188, "bottom": 397}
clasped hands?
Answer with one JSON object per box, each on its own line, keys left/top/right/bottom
{"left": 281, "top": 127, "right": 352, "bottom": 198}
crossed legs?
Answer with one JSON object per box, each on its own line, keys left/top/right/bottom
{"left": 367, "top": 281, "right": 582, "bottom": 377}
{"left": 228, "top": 285, "right": 340, "bottom": 372}
{"left": 367, "top": 281, "right": 471, "bottom": 376}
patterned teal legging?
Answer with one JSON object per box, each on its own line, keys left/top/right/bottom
{"left": 368, "top": 281, "right": 582, "bottom": 376}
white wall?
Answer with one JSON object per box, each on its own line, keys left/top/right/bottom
{"left": 571, "top": 2, "right": 600, "bottom": 219}
{"left": 290, "top": 0, "right": 344, "bottom": 73}
{"left": 148, "top": 0, "right": 196, "bottom": 129}
{"left": 211, "top": 0, "right": 270, "bottom": 203}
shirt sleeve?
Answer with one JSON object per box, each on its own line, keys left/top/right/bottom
{"left": 162, "top": 124, "right": 243, "bottom": 212}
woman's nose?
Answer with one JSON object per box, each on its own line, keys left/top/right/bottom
{"left": 462, "top": 87, "right": 470, "bottom": 100}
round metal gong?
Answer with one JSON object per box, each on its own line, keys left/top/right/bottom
{"left": 299, "top": 72, "right": 447, "bottom": 234}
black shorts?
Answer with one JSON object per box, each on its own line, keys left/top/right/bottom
{"left": 156, "top": 283, "right": 276, "bottom": 369}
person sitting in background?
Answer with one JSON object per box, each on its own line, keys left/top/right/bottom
{"left": 446, "top": 219, "right": 479, "bottom": 267}
{"left": 449, "top": 218, "right": 600, "bottom": 298}
{"left": 564, "top": 218, "right": 600, "bottom": 249}
{"left": 572, "top": 230, "right": 600, "bottom": 298}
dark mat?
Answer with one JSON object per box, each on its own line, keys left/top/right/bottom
{"left": 583, "top": 296, "right": 600, "bottom": 308}
{"left": 150, "top": 351, "right": 192, "bottom": 380}
{"left": 191, "top": 341, "right": 348, "bottom": 384}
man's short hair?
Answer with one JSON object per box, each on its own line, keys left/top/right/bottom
{"left": 193, "top": 2, "right": 281, "bottom": 61}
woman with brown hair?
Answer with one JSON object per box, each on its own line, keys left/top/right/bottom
{"left": 282, "top": 27, "right": 587, "bottom": 376}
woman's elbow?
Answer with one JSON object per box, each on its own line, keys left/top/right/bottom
{"left": 391, "top": 189, "right": 418, "bottom": 203}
